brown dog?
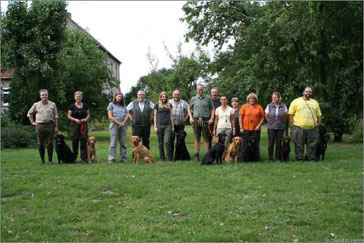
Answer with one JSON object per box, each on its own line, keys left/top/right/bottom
{"left": 87, "top": 137, "right": 97, "bottom": 163}
{"left": 224, "top": 137, "right": 244, "bottom": 163}
{"left": 131, "top": 136, "right": 154, "bottom": 164}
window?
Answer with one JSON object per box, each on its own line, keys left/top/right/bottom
{"left": 1, "top": 87, "right": 10, "bottom": 107}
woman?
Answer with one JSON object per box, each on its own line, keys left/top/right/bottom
{"left": 214, "top": 94, "right": 235, "bottom": 149}
{"left": 154, "top": 91, "right": 174, "bottom": 161}
{"left": 231, "top": 97, "right": 240, "bottom": 138}
{"left": 265, "top": 92, "right": 287, "bottom": 162}
{"left": 68, "top": 91, "right": 90, "bottom": 163}
{"left": 107, "top": 92, "right": 129, "bottom": 163}
{"left": 239, "top": 93, "right": 265, "bottom": 161}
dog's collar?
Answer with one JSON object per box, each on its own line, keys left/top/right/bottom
{"left": 217, "top": 141, "right": 224, "bottom": 146}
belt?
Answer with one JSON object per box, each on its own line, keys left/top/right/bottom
{"left": 38, "top": 121, "right": 53, "bottom": 124}
{"left": 193, "top": 117, "right": 209, "bottom": 120}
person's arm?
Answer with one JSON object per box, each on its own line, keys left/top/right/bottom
{"left": 68, "top": 110, "right": 81, "bottom": 124}
{"left": 230, "top": 114, "right": 235, "bottom": 136}
{"left": 209, "top": 106, "right": 215, "bottom": 124}
{"left": 154, "top": 109, "right": 158, "bottom": 133}
{"left": 27, "top": 104, "right": 38, "bottom": 126}
{"left": 255, "top": 116, "right": 265, "bottom": 131}
{"left": 108, "top": 110, "right": 122, "bottom": 126}
{"left": 81, "top": 109, "right": 90, "bottom": 123}
{"left": 239, "top": 107, "right": 244, "bottom": 133}
{"left": 188, "top": 106, "right": 194, "bottom": 125}
{"left": 170, "top": 109, "right": 174, "bottom": 132}
{"left": 213, "top": 111, "right": 218, "bottom": 135}
{"left": 317, "top": 116, "right": 322, "bottom": 127}
{"left": 289, "top": 114, "right": 294, "bottom": 127}
{"left": 54, "top": 118, "right": 58, "bottom": 133}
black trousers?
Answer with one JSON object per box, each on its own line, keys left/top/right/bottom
{"left": 72, "top": 137, "right": 87, "bottom": 161}
{"left": 132, "top": 125, "right": 151, "bottom": 149}
{"left": 171, "top": 124, "right": 184, "bottom": 159}
{"left": 267, "top": 129, "right": 285, "bottom": 161}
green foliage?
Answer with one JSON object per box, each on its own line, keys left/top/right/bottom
{"left": 182, "top": 1, "right": 363, "bottom": 141}
{"left": 348, "top": 120, "right": 363, "bottom": 143}
{"left": 2, "top": 0, "right": 112, "bottom": 127}
{"left": 1, "top": 112, "right": 36, "bottom": 149}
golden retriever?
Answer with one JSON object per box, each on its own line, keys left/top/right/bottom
{"left": 224, "top": 137, "right": 244, "bottom": 163}
{"left": 87, "top": 137, "right": 97, "bottom": 163}
{"left": 131, "top": 136, "right": 154, "bottom": 164}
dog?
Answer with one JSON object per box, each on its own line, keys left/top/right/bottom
{"left": 316, "top": 134, "right": 330, "bottom": 161}
{"left": 87, "top": 137, "right": 97, "bottom": 163}
{"left": 201, "top": 132, "right": 227, "bottom": 165}
{"left": 54, "top": 134, "right": 75, "bottom": 164}
{"left": 224, "top": 137, "right": 244, "bottom": 163}
{"left": 131, "top": 136, "right": 154, "bottom": 164}
{"left": 238, "top": 133, "right": 259, "bottom": 162}
{"left": 174, "top": 130, "right": 190, "bottom": 161}
{"left": 280, "top": 136, "right": 291, "bottom": 161}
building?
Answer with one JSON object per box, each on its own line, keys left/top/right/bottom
{"left": 67, "top": 15, "right": 122, "bottom": 95}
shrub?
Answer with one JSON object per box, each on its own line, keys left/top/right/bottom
{"left": 348, "top": 120, "right": 363, "bottom": 143}
{"left": 1, "top": 112, "right": 37, "bottom": 149}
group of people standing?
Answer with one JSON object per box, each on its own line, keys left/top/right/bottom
{"left": 27, "top": 85, "right": 322, "bottom": 164}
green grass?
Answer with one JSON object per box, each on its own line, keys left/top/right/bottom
{"left": 1, "top": 126, "right": 363, "bottom": 242}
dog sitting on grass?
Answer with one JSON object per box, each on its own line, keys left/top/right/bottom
{"left": 238, "top": 134, "right": 259, "bottom": 162}
{"left": 201, "top": 132, "right": 227, "bottom": 165}
{"left": 54, "top": 134, "right": 75, "bottom": 164}
{"left": 316, "top": 134, "right": 330, "bottom": 161}
{"left": 131, "top": 136, "right": 154, "bottom": 164}
{"left": 174, "top": 130, "right": 190, "bottom": 161}
{"left": 280, "top": 136, "right": 291, "bottom": 162}
{"left": 224, "top": 137, "right": 244, "bottom": 163}
{"left": 87, "top": 137, "right": 97, "bottom": 163}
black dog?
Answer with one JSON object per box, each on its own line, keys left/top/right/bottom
{"left": 239, "top": 134, "right": 258, "bottom": 162}
{"left": 174, "top": 130, "right": 190, "bottom": 161}
{"left": 201, "top": 132, "right": 227, "bottom": 165}
{"left": 280, "top": 136, "right": 291, "bottom": 161}
{"left": 316, "top": 134, "right": 330, "bottom": 161}
{"left": 54, "top": 134, "right": 75, "bottom": 164}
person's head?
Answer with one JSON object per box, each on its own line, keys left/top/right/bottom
{"left": 39, "top": 89, "right": 49, "bottom": 102}
{"left": 272, "top": 92, "right": 282, "bottom": 104}
{"left": 173, "top": 89, "right": 181, "bottom": 101}
{"left": 113, "top": 92, "right": 125, "bottom": 106}
{"left": 159, "top": 91, "right": 171, "bottom": 109}
{"left": 211, "top": 87, "right": 218, "bottom": 99}
{"left": 246, "top": 93, "right": 258, "bottom": 105}
{"left": 220, "top": 94, "right": 228, "bottom": 106}
{"left": 197, "top": 83, "right": 204, "bottom": 97}
{"left": 231, "top": 97, "right": 239, "bottom": 109}
{"left": 74, "top": 91, "right": 83, "bottom": 102}
{"left": 303, "top": 87, "right": 313, "bottom": 99}
{"left": 137, "top": 90, "right": 145, "bottom": 102}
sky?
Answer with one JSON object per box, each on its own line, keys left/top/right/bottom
{"left": 1, "top": 1, "right": 202, "bottom": 94}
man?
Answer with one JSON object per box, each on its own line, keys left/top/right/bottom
{"left": 127, "top": 90, "right": 154, "bottom": 150}
{"left": 209, "top": 87, "right": 221, "bottom": 148}
{"left": 169, "top": 89, "right": 189, "bottom": 159}
{"left": 27, "top": 89, "right": 59, "bottom": 164}
{"left": 288, "top": 87, "right": 322, "bottom": 161}
{"left": 188, "top": 84, "right": 215, "bottom": 161}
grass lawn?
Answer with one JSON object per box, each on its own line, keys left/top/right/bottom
{"left": 1, "top": 125, "right": 363, "bottom": 242}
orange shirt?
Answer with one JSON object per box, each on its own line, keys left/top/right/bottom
{"left": 239, "top": 103, "right": 265, "bottom": 130}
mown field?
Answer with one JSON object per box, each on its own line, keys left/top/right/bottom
{"left": 1, "top": 125, "right": 362, "bottom": 242}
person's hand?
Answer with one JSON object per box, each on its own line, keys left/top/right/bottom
{"left": 189, "top": 118, "right": 194, "bottom": 125}
{"left": 75, "top": 119, "right": 81, "bottom": 124}
{"left": 290, "top": 123, "right": 293, "bottom": 127}
{"left": 233, "top": 129, "right": 236, "bottom": 136}
{"left": 81, "top": 119, "right": 87, "bottom": 122}
{"left": 154, "top": 127, "right": 158, "bottom": 133}
{"left": 31, "top": 122, "right": 38, "bottom": 126}
{"left": 208, "top": 118, "right": 213, "bottom": 124}
{"left": 171, "top": 127, "right": 174, "bottom": 133}
{"left": 182, "top": 117, "right": 186, "bottom": 124}
{"left": 240, "top": 128, "right": 244, "bottom": 133}
{"left": 255, "top": 125, "right": 260, "bottom": 131}
{"left": 118, "top": 122, "right": 124, "bottom": 128}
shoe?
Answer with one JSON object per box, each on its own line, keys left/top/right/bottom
{"left": 120, "top": 160, "right": 127, "bottom": 163}
{"left": 108, "top": 160, "right": 114, "bottom": 164}
{"left": 48, "top": 161, "right": 53, "bottom": 165}
{"left": 194, "top": 153, "right": 199, "bottom": 161}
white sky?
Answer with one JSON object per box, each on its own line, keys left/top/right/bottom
{"left": 1, "top": 1, "right": 203, "bottom": 94}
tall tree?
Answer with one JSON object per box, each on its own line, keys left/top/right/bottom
{"left": 182, "top": 1, "right": 363, "bottom": 141}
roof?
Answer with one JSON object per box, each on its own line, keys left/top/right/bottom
{"left": 1, "top": 70, "right": 13, "bottom": 79}
{"left": 67, "top": 17, "right": 122, "bottom": 64}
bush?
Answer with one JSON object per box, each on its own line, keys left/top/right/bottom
{"left": 1, "top": 112, "right": 37, "bottom": 149}
{"left": 348, "top": 120, "right": 363, "bottom": 143}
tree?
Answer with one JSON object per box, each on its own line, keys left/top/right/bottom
{"left": 2, "top": 0, "right": 112, "bottom": 126}
{"left": 182, "top": 1, "right": 363, "bottom": 141}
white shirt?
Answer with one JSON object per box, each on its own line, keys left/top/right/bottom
{"left": 215, "top": 106, "right": 234, "bottom": 129}
{"left": 265, "top": 104, "right": 288, "bottom": 116}
{"left": 127, "top": 100, "right": 155, "bottom": 112}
